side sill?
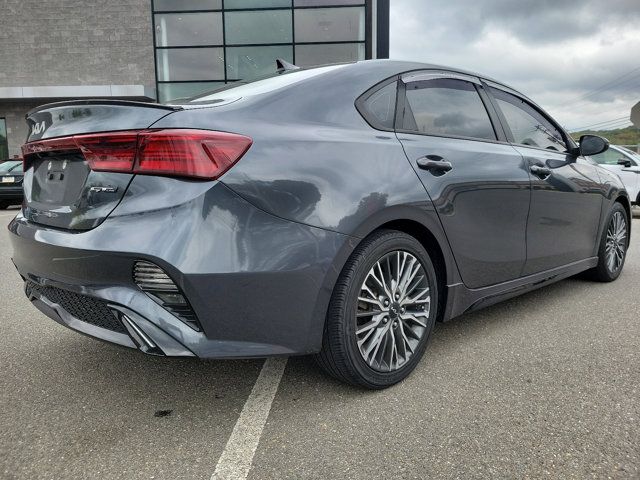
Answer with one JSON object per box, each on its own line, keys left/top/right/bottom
{"left": 443, "top": 257, "right": 598, "bottom": 321}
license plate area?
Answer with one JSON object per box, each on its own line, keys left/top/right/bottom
{"left": 2, "top": 176, "right": 15, "bottom": 183}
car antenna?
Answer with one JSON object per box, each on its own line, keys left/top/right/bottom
{"left": 276, "top": 58, "right": 300, "bottom": 72}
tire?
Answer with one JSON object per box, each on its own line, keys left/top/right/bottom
{"left": 588, "top": 202, "right": 629, "bottom": 282}
{"left": 315, "top": 229, "right": 439, "bottom": 389}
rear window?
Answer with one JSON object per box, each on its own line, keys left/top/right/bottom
{"left": 187, "top": 64, "right": 347, "bottom": 104}
{"left": 0, "top": 161, "right": 22, "bottom": 173}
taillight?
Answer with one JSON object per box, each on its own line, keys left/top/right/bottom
{"left": 21, "top": 129, "right": 252, "bottom": 180}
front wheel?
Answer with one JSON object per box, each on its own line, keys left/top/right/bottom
{"left": 316, "top": 230, "right": 439, "bottom": 389}
{"left": 589, "top": 203, "right": 629, "bottom": 282}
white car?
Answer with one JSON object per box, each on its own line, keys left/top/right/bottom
{"left": 590, "top": 145, "right": 640, "bottom": 205}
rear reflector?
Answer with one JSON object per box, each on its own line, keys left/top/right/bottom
{"left": 22, "top": 129, "right": 252, "bottom": 180}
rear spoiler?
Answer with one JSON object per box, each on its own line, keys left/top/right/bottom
{"left": 27, "top": 99, "right": 183, "bottom": 116}
{"left": 25, "top": 100, "right": 184, "bottom": 142}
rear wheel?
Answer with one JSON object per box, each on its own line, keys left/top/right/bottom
{"left": 589, "top": 203, "right": 629, "bottom": 282}
{"left": 316, "top": 230, "right": 438, "bottom": 389}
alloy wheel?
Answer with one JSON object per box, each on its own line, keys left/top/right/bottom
{"left": 605, "top": 211, "right": 627, "bottom": 273}
{"left": 355, "top": 250, "right": 431, "bottom": 372}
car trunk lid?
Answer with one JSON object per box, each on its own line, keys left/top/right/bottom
{"left": 22, "top": 101, "right": 180, "bottom": 230}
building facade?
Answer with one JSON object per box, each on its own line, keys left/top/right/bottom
{"left": 0, "top": 0, "right": 389, "bottom": 159}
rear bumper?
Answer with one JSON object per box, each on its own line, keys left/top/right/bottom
{"left": 9, "top": 178, "right": 353, "bottom": 358}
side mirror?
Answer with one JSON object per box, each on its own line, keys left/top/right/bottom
{"left": 579, "top": 134, "right": 609, "bottom": 156}
{"left": 617, "top": 158, "right": 632, "bottom": 168}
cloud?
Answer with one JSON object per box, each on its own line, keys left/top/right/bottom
{"left": 389, "top": 0, "right": 640, "bottom": 131}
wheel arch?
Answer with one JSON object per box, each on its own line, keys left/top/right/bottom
{"left": 615, "top": 194, "right": 632, "bottom": 242}
{"left": 305, "top": 205, "right": 461, "bottom": 353}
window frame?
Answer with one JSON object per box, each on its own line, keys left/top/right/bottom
{"left": 483, "top": 81, "right": 576, "bottom": 155}
{"left": 151, "top": 0, "right": 372, "bottom": 103}
{"left": 394, "top": 71, "right": 505, "bottom": 144}
{"left": 0, "top": 117, "right": 8, "bottom": 161}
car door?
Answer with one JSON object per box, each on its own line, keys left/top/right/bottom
{"left": 395, "top": 72, "right": 532, "bottom": 289}
{"left": 592, "top": 147, "right": 640, "bottom": 203}
{"left": 485, "top": 83, "right": 603, "bottom": 276}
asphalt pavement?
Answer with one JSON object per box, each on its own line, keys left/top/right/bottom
{"left": 1, "top": 206, "right": 639, "bottom": 479}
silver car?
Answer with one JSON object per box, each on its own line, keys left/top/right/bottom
{"left": 590, "top": 145, "right": 640, "bottom": 205}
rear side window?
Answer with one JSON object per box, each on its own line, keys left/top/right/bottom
{"left": 401, "top": 78, "right": 496, "bottom": 141}
{"left": 357, "top": 81, "right": 397, "bottom": 130}
{"left": 489, "top": 87, "right": 567, "bottom": 152}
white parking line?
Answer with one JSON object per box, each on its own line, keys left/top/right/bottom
{"left": 211, "top": 357, "right": 288, "bottom": 480}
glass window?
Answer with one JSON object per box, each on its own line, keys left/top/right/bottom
{"left": 156, "top": 47, "right": 225, "bottom": 81}
{"left": 490, "top": 88, "right": 567, "bottom": 152}
{"left": 226, "top": 45, "right": 293, "bottom": 80}
{"left": 294, "top": 0, "right": 363, "bottom": 5}
{"left": 0, "top": 119, "right": 8, "bottom": 161}
{"left": 591, "top": 148, "right": 634, "bottom": 166}
{"left": 158, "top": 82, "right": 225, "bottom": 103}
{"left": 225, "top": 10, "right": 292, "bottom": 45}
{"left": 0, "top": 161, "right": 22, "bottom": 173}
{"left": 225, "top": 0, "right": 291, "bottom": 8}
{"left": 402, "top": 79, "right": 496, "bottom": 140}
{"left": 295, "top": 7, "right": 365, "bottom": 42}
{"left": 295, "top": 42, "right": 364, "bottom": 67}
{"left": 360, "top": 82, "right": 397, "bottom": 129}
{"left": 154, "top": 0, "right": 222, "bottom": 11}
{"left": 155, "top": 13, "right": 223, "bottom": 47}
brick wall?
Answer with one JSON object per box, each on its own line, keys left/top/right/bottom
{"left": 0, "top": 0, "right": 155, "bottom": 88}
{"left": 0, "top": 0, "right": 156, "bottom": 157}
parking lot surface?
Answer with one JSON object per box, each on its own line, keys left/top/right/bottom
{"left": 1, "top": 206, "right": 639, "bottom": 479}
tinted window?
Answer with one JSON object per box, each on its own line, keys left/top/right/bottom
{"left": 155, "top": 13, "right": 223, "bottom": 47}
{"left": 402, "top": 79, "right": 496, "bottom": 140}
{"left": 294, "top": 7, "right": 365, "bottom": 42}
{"left": 226, "top": 45, "right": 293, "bottom": 80}
{"left": 226, "top": 0, "right": 290, "bottom": 7}
{"left": 225, "top": 10, "right": 292, "bottom": 45}
{"left": 360, "top": 82, "right": 397, "bottom": 129}
{"left": 591, "top": 148, "right": 635, "bottom": 166}
{"left": 490, "top": 87, "right": 567, "bottom": 152}
{"left": 156, "top": 47, "right": 224, "bottom": 81}
{"left": 158, "top": 82, "right": 225, "bottom": 103}
{"left": 154, "top": 0, "right": 222, "bottom": 11}
{"left": 295, "top": 43, "right": 364, "bottom": 67}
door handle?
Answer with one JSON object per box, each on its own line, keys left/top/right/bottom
{"left": 416, "top": 156, "right": 453, "bottom": 174}
{"left": 530, "top": 165, "right": 551, "bottom": 178}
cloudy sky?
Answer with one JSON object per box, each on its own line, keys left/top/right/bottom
{"left": 389, "top": 0, "right": 640, "bottom": 132}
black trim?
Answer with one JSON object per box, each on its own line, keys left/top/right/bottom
{"left": 0, "top": 117, "right": 9, "bottom": 161}
{"left": 476, "top": 83, "right": 508, "bottom": 143}
{"left": 151, "top": 0, "right": 159, "bottom": 101}
{"left": 222, "top": 0, "right": 228, "bottom": 84}
{"left": 365, "top": 0, "right": 372, "bottom": 59}
{"left": 376, "top": 0, "right": 390, "bottom": 58}
{"left": 27, "top": 100, "right": 183, "bottom": 116}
